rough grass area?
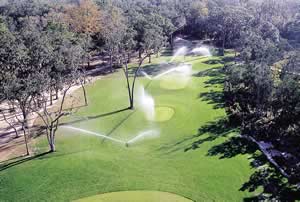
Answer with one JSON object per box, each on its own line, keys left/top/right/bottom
{"left": 0, "top": 54, "right": 259, "bottom": 201}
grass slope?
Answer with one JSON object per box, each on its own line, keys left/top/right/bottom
{"left": 0, "top": 55, "right": 258, "bottom": 201}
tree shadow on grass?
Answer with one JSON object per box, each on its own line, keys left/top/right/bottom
{"left": 207, "top": 136, "right": 257, "bottom": 158}
{"left": 195, "top": 66, "right": 226, "bottom": 109}
{"left": 60, "top": 107, "right": 130, "bottom": 126}
{"left": 0, "top": 151, "right": 51, "bottom": 172}
{"left": 159, "top": 117, "right": 300, "bottom": 201}
{"left": 204, "top": 128, "right": 300, "bottom": 201}
{"left": 195, "top": 120, "right": 300, "bottom": 201}
{"left": 193, "top": 66, "right": 225, "bottom": 86}
{"left": 156, "top": 118, "right": 236, "bottom": 154}
{"left": 199, "top": 91, "right": 225, "bottom": 109}
{"left": 184, "top": 118, "right": 237, "bottom": 152}
{"left": 241, "top": 166, "right": 300, "bottom": 201}
{"left": 128, "top": 63, "right": 174, "bottom": 77}
{"left": 161, "top": 49, "right": 172, "bottom": 57}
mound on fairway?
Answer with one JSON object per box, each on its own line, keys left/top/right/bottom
{"left": 74, "top": 191, "right": 192, "bottom": 202}
{"left": 150, "top": 107, "right": 175, "bottom": 122}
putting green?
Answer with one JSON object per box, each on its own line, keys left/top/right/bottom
{"left": 159, "top": 74, "right": 190, "bottom": 90}
{"left": 150, "top": 107, "right": 175, "bottom": 122}
{"left": 74, "top": 191, "right": 192, "bottom": 202}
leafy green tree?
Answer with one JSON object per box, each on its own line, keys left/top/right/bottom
{"left": 98, "top": 6, "right": 126, "bottom": 72}
{"left": 211, "top": 6, "right": 252, "bottom": 55}
{"left": 0, "top": 19, "right": 50, "bottom": 155}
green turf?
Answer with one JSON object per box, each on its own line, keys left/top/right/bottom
{"left": 160, "top": 73, "right": 190, "bottom": 90}
{"left": 0, "top": 54, "right": 258, "bottom": 201}
{"left": 74, "top": 191, "right": 192, "bottom": 202}
{"left": 151, "top": 107, "right": 175, "bottom": 122}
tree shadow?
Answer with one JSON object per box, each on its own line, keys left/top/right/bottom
{"left": 0, "top": 151, "right": 51, "bottom": 172}
{"left": 241, "top": 168, "right": 300, "bottom": 201}
{"left": 156, "top": 118, "right": 236, "bottom": 154}
{"left": 184, "top": 118, "right": 237, "bottom": 152}
{"left": 160, "top": 49, "right": 172, "bottom": 56}
{"left": 193, "top": 66, "right": 224, "bottom": 81}
{"left": 159, "top": 116, "right": 300, "bottom": 200}
{"left": 203, "top": 59, "right": 223, "bottom": 65}
{"left": 193, "top": 66, "right": 225, "bottom": 88}
{"left": 207, "top": 136, "right": 257, "bottom": 159}
{"left": 199, "top": 91, "right": 225, "bottom": 109}
{"left": 60, "top": 107, "right": 130, "bottom": 126}
{"left": 206, "top": 133, "right": 300, "bottom": 201}
{"left": 128, "top": 63, "right": 174, "bottom": 77}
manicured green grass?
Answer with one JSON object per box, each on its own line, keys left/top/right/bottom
{"left": 0, "top": 54, "right": 258, "bottom": 201}
{"left": 151, "top": 107, "right": 175, "bottom": 122}
{"left": 75, "top": 191, "right": 192, "bottom": 202}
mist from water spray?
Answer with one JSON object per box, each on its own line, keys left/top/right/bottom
{"left": 153, "top": 66, "right": 178, "bottom": 79}
{"left": 175, "top": 64, "right": 192, "bottom": 75}
{"left": 127, "top": 130, "right": 160, "bottom": 145}
{"left": 136, "top": 86, "right": 155, "bottom": 120}
{"left": 141, "top": 71, "right": 153, "bottom": 80}
{"left": 174, "top": 37, "right": 188, "bottom": 42}
{"left": 61, "top": 126, "right": 160, "bottom": 147}
{"left": 191, "top": 47, "right": 211, "bottom": 57}
{"left": 61, "top": 126, "right": 125, "bottom": 144}
{"left": 170, "top": 47, "right": 187, "bottom": 63}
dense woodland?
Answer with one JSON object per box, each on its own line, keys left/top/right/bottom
{"left": 0, "top": 0, "right": 300, "bottom": 195}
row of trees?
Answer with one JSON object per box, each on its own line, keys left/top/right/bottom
{"left": 0, "top": 5, "right": 86, "bottom": 153}
{"left": 223, "top": 0, "right": 300, "bottom": 185}
{"left": 0, "top": 0, "right": 177, "bottom": 153}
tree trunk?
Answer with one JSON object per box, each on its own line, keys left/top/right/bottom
{"left": 129, "top": 55, "right": 148, "bottom": 110}
{"left": 149, "top": 54, "right": 151, "bottom": 63}
{"left": 139, "top": 50, "right": 142, "bottom": 59}
{"left": 1, "top": 111, "right": 19, "bottom": 138}
{"left": 50, "top": 137, "right": 55, "bottom": 152}
{"left": 129, "top": 97, "right": 134, "bottom": 109}
{"left": 22, "top": 125, "right": 29, "bottom": 156}
{"left": 234, "top": 50, "right": 237, "bottom": 64}
{"left": 50, "top": 88, "right": 53, "bottom": 106}
{"left": 110, "top": 54, "right": 113, "bottom": 73}
{"left": 170, "top": 34, "right": 173, "bottom": 49}
{"left": 87, "top": 52, "right": 91, "bottom": 69}
{"left": 49, "top": 129, "right": 56, "bottom": 152}
{"left": 123, "top": 64, "right": 132, "bottom": 109}
{"left": 81, "top": 82, "right": 88, "bottom": 106}
{"left": 20, "top": 108, "right": 30, "bottom": 155}
{"left": 127, "top": 53, "right": 131, "bottom": 63}
{"left": 221, "top": 33, "right": 225, "bottom": 56}
{"left": 55, "top": 88, "right": 58, "bottom": 100}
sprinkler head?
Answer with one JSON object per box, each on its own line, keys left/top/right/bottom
{"left": 125, "top": 142, "right": 129, "bottom": 147}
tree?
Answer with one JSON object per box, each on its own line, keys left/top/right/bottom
{"left": 45, "top": 20, "right": 88, "bottom": 106}
{"left": 32, "top": 21, "right": 85, "bottom": 152}
{"left": 0, "top": 104, "right": 19, "bottom": 138}
{"left": 64, "top": 0, "right": 101, "bottom": 35}
{"left": 141, "top": 25, "right": 166, "bottom": 63}
{"left": 0, "top": 19, "right": 50, "bottom": 155}
{"left": 64, "top": 0, "right": 101, "bottom": 80}
{"left": 33, "top": 83, "right": 77, "bottom": 152}
{"left": 208, "top": 6, "right": 252, "bottom": 55}
{"left": 99, "top": 6, "right": 126, "bottom": 72}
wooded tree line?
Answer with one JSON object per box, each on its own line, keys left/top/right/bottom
{"left": 0, "top": 0, "right": 299, "bottom": 183}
